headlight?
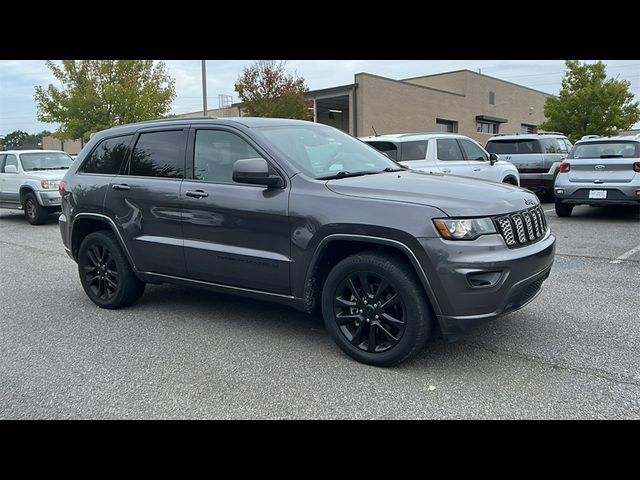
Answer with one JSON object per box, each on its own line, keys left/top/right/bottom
{"left": 40, "top": 180, "right": 59, "bottom": 190}
{"left": 433, "top": 218, "right": 496, "bottom": 240}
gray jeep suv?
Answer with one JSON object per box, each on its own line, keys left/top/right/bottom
{"left": 59, "top": 118, "right": 555, "bottom": 366}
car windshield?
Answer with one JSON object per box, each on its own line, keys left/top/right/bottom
{"left": 20, "top": 152, "right": 74, "bottom": 171}
{"left": 569, "top": 141, "right": 639, "bottom": 159}
{"left": 255, "top": 124, "right": 403, "bottom": 179}
{"left": 485, "top": 139, "right": 542, "bottom": 155}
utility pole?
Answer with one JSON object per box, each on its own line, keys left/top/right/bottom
{"left": 201, "top": 60, "right": 208, "bottom": 116}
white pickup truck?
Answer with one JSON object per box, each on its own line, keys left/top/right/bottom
{"left": 0, "top": 150, "right": 74, "bottom": 224}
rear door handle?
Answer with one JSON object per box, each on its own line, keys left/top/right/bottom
{"left": 473, "top": 167, "right": 481, "bottom": 171}
{"left": 442, "top": 169, "right": 451, "bottom": 173}
{"left": 185, "top": 190, "right": 209, "bottom": 199}
{"left": 112, "top": 184, "right": 130, "bottom": 191}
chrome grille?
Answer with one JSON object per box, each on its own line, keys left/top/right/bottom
{"left": 494, "top": 205, "right": 548, "bottom": 248}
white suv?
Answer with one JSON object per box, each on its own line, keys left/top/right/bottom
{"left": 0, "top": 150, "right": 73, "bottom": 224}
{"left": 361, "top": 133, "right": 520, "bottom": 185}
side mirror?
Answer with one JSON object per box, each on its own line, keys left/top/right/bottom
{"left": 4, "top": 165, "right": 18, "bottom": 174}
{"left": 489, "top": 153, "right": 498, "bottom": 166}
{"left": 232, "top": 158, "right": 283, "bottom": 188}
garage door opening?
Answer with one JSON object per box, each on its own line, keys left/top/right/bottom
{"left": 315, "top": 95, "right": 350, "bottom": 133}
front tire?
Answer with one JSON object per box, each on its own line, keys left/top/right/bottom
{"left": 555, "top": 201, "right": 574, "bottom": 217}
{"left": 23, "top": 192, "right": 48, "bottom": 225}
{"left": 321, "top": 252, "right": 432, "bottom": 367}
{"left": 78, "top": 231, "right": 145, "bottom": 309}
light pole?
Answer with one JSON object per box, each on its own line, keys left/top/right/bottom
{"left": 201, "top": 60, "right": 208, "bottom": 116}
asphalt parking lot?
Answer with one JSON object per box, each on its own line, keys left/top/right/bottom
{"left": 1, "top": 203, "right": 639, "bottom": 419}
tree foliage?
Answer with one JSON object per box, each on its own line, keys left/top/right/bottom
{"left": 540, "top": 60, "right": 640, "bottom": 141}
{"left": 1, "top": 129, "right": 51, "bottom": 149}
{"left": 34, "top": 60, "right": 176, "bottom": 142}
{"left": 234, "top": 61, "right": 311, "bottom": 120}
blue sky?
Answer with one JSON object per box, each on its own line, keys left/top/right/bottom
{"left": 0, "top": 59, "right": 638, "bottom": 137}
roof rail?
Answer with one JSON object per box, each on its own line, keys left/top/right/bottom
{"left": 537, "top": 131, "right": 566, "bottom": 136}
{"left": 580, "top": 134, "right": 601, "bottom": 140}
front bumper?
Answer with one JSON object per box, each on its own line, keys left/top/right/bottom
{"left": 555, "top": 185, "right": 640, "bottom": 206}
{"left": 417, "top": 230, "right": 556, "bottom": 338}
{"left": 36, "top": 189, "right": 63, "bottom": 208}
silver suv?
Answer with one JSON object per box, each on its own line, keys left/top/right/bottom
{"left": 0, "top": 150, "right": 73, "bottom": 224}
{"left": 361, "top": 133, "right": 520, "bottom": 185}
{"left": 486, "top": 133, "right": 573, "bottom": 201}
{"left": 554, "top": 135, "right": 640, "bottom": 217}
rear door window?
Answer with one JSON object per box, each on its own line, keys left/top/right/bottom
{"left": 129, "top": 130, "right": 186, "bottom": 178}
{"left": 400, "top": 141, "right": 428, "bottom": 161}
{"left": 436, "top": 138, "right": 464, "bottom": 161}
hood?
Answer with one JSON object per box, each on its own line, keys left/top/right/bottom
{"left": 325, "top": 170, "right": 538, "bottom": 217}
{"left": 25, "top": 170, "right": 68, "bottom": 181}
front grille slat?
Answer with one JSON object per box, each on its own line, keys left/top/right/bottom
{"left": 494, "top": 205, "right": 548, "bottom": 249}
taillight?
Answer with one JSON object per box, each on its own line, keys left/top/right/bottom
{"left": 559, "top": 162, "right": 570, "bottom": 173}
{"left": 58, "top": 180, "right": 67, "bottom": 196}
{"left": 634, "top": 162, "right": 640, "bottom": 173}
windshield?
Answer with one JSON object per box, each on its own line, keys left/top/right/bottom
{"left": 569, "top": 141, "right": 639, "bottom": 159}
{"left": 485, "top": 139, "right": 542, "bottom": 155}
{"left": 19, "top": 152, "right": 74, "bottom": 171}
{"left": 255, "top": 125, "right": 402, "bottom": 179}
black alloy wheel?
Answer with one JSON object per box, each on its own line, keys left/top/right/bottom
{"left": 83, "top": 243, "right": 119, "bottom": 301}
{"left": 333, "top": 271, "right": 406, "bottom": 353}
{"left": 321, "top": 252, "right": 432, "bottom": 367}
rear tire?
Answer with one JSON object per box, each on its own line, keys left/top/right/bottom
{"left": 78, "top": 231, "right": 145, "bottom": 309}
{"left": 23, "top": 192, "right": 48, "bottom": 225}
{"left": 321, "top": 252, "right": 432, "bottom": 367}
{"left": 555, "top": 201, "right": 574, "bottom": 217}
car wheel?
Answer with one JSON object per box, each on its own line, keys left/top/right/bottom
{"left": 23, "top": 192, "right": 48, "bottom": 225}
{"left": 78, "top": 230, "right": 145, "bottom": 309}
{"left": 321, "top": 252, "right": 432, "bottom": 367}
{"left": 555, "top": 201, "right": 574, "bottom": 217}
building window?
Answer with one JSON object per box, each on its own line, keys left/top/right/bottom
{"left": 521, "top": 124, "right": 537, "bottom": 134}
{"left": 476, "top": 121, "right": 499, "bottom": 134}
{"left": 436, "top": 119, "right": 458, "bottom": 133}
{"left": 489, "top": 91, "right": 496, "bottom": 105}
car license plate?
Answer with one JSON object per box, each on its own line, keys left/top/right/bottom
{"left": 589, "top": 190, "right": 607, "bottom": 199}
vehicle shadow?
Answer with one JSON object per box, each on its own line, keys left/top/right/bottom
{"left": 0, "top": 210, "right": 61, "bottom": 225}
{"left": 565, "top": 205, "right": 640, "bottom": 222}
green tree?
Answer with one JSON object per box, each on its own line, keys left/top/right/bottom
{"left": 234, "top": 61, "right": 312, "bottom": 120}
{"left": 540, "top": 60, "right": 640, "bottom": 141}
{"left": 34, "top": 60, "right": 176, "bottom": 142}
{"left": 1, "top": 130, "right": 30, "bottom": 149}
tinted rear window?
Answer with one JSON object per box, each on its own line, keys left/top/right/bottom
{"left": 80, "top": 135, "right": 133, "bottom": 174}
{"left": 485, "top": 139, "right": 542, "bottom": 155}
{"left": 569, "top": 141, "right": 639, "bottom": 159}
{"left": 365, "top": 141, "right": 399, "bottom": 160}
{"left": 129, "top": 130, "right": 185, "bottom": 178}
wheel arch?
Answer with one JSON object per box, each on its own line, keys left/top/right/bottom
{"left": 19, "top": 185, "right": 38, "bottom": 205}
{"left": 303, "top": 234, "right": 442, "bottom": 317}
{"left": 71, "top": 213, "right": 137, "bottom": 270}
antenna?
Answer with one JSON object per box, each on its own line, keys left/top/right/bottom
{"left": 372, "top": 125, "right": 379, "bottom": 136}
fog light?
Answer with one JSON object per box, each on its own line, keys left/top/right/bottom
{"left": 636, "top": 190, "right": 640, "bottom": 196}
{"left": 556, "top": 188, "right": 564, "bottom": 195}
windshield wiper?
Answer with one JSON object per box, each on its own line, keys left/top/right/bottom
{"left": 380, "top": 167, "right": 406, "bottom": 172}
{"left": 318, "top": 170, "right": 380, "bottom": 180}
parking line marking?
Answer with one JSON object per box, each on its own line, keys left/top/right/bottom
{"left": 610, "top": 244, "right": 640, "bottom": 264}
{"left": 544, "top": 208, "right": 555, "bottom": 213}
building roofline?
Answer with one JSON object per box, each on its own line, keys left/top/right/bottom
{"left": 353, "top": 72, "right": 466, "bottom": 97}
{"left": 305, "top": 83, "right": 356, "bottom": 97}
{"left": 401, "top": 69, "right": 555, "bottom": 97}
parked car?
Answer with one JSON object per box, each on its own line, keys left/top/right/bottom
{"left": 485, "top": 132, "right": 572, "bottom": 201}
{"left": 361, "top": 133, "right": 520, "bottom": 185}
{"left": 554, "top": 135, "right": 640, "bottom": 217}
{"left": 0, "top": 149, "right": 73, "bottom": 224}
{"left": 59, "top": 118, "right": 555, "bottom": 367}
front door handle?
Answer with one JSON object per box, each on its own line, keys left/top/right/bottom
{"left": 112, "top": 184, "right": 130, "bottom": 191}
{"left": 185, "top": 190, "right": 209, "bottom": 199}
{"left": 442, "top": 169, "right": 451, "bottom": 173}
{"left": 473, "top": 167, "right": 481, "bottom": 171}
